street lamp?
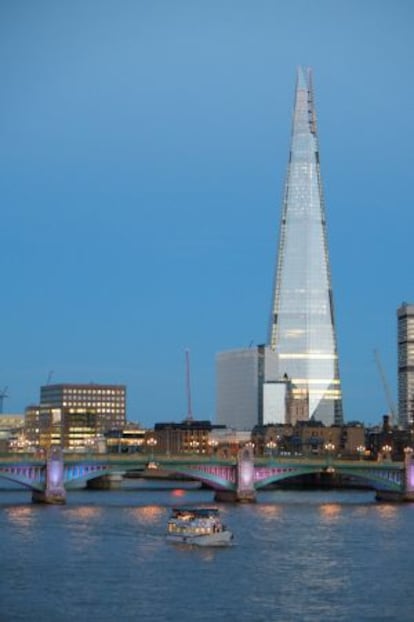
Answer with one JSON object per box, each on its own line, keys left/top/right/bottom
{"left": 85, "top": 437, "right": 95, "bottom": 457}
{"left": 208, "top": 439, "right": 218, "bottom": 456}
{"left": 245, "top": 441, "right": 255, "bottom": 456}
{"left": 265, "top": 440, "right": 277, "bottom": 457}
{"left": 381, "top": 444, "right": 392, "bottom": 461}
{"left": 189, "top": 440, "right": 199, "bottom": 454}
{"left": 357, "top": 445, "right": 366, "bottom": 460}
{"left": 324, "top": 442, "right": 335, "bottom": 472}
{"left": 147, "top": 437, "right": 157, "bottom": 461}
{"left": 403, "top": 446, "right": 413, "bottom": 463}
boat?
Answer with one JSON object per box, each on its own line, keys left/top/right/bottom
{"left": 166, "top": 506, "right": 233, "bottom": 546}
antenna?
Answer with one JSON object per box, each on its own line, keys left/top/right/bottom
{"left": 46, "top": 370, "right": 54, "bottom": 385}
{"left": 0, "top": 386, "right": 9, "bottom": 414}
{"left": 185, "top": 349, "right": 193, "bottom": 421}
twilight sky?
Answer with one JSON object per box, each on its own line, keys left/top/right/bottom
{"left": 1, "top": 0, "right": 413, "bottom": 427}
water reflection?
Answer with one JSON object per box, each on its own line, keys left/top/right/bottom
{"left": 5, "top": 506, "right": 35, "bottom": 532}
{"left": 64, "top": 506, "right": 103, "bottom": 551}
{"left": 256, "top": 504, "right": 282, "bottom": 521}
{"left": 129, "top": 504, "right": 164, "bottom": 525}
{"left": 66, "top": 506, "right": 102, "bottom": 520}
{"left": 375, "top": 503, "right": 398, "bottom": 521}
{"left": 319, "top": 503, "right": 342, "bottom": 522}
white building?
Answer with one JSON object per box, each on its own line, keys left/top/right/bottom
{"left": 262, "top": 381, "right": 288, "bottom": 425}
{"left": 216, "top": 345, "right": 288, "bottom": 429}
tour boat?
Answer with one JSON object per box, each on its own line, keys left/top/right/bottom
{"left": 166, "top": 506, "right": 233, "bottom": 546}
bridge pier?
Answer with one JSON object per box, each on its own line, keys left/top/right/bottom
{"left": 376, "top": 452, "right": 414, "bottom": 502}
{"left": 87, "top": 472, "right": 125, "bottom": 490}
{"left": 32, "top": 446, "right": 66, "bottom": 505}
{"left": 215, "top": 446, "right": 256, "bottom": 503}
{"left": 402, "top": 451, "right": 414, "bottom": 501}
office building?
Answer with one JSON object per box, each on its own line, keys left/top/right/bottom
{"left": 269, "top": 66, "right": 343, "bottom": 425}
{"left": 398, "top": 302, "right": 414, "bottom": 428}
{"left": 216, "top": 345, "right": 286, "bottom": 429}
{"left": 38, "top": 406, "right": 98, "bottom": 451}
{"left": 40, "top": 383, "right": 126, "bottom": 434}
{"left": 154, "top": 420, "right": 225, "bottom": 455}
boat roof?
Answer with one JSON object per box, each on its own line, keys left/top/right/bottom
{"left": 171, "top": 506, "right": 220, "bottom": 516}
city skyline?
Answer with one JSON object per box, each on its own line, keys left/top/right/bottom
{"left": 1, "top": 2, "right": 414, "bottom": 426}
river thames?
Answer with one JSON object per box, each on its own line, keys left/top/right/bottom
{"left": 0, "top": 480, "right": 413, "bottom": 622}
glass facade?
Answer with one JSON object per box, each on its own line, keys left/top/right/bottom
{"left": 398, "top": 303, "right": 414, "bottom": 428}
{"left": 269, "top": 67, "right": 343, "bottom": 425}
{"left": 40, "top": 383, "right": 126, "bottom": 433}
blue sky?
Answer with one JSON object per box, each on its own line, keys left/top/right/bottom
{"left": 1, "top": 0, "right": 413, "bottom": 427}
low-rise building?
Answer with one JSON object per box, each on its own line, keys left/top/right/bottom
{"left": 153, "top": 420, "right": 226, "bottom": 455}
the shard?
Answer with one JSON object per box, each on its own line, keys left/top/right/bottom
{"left": 269, "top": 67, "right": 343, "bottom": 425}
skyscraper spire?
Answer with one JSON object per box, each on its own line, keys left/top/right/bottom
{"left": 269, "top": 66, "right": 343, "bottom": 425}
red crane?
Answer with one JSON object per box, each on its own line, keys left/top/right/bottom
{"left": 185, "top": 349, "right": 193, "bottom": 421}
{"left": 0, "top": 386, "right": 9, "bottom": 414}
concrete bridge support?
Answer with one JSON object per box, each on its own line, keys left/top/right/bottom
{"left": 214, "top": 446, "right": 257, "bottom": 503}
{"left": 32, "top": 446, "right": 66, "bottom": 505}
{"left": 375, "top": 452, "right": 414, "bottom": 502}
{"left": 402, "top": 452, "right": 414, "bottom": 502}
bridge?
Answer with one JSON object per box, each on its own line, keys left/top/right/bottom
{"left": 1, "top": 446, "right": 413, "bottom": 504}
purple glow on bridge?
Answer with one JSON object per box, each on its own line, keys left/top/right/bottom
{"left": 409, "top": 465, "right": 414, "bottom": 489}
{"left": 48, "top": 460, "right": 63, "bottom": 488}
{"left": 240, "top": 462, "right": 254, "bottom": 487}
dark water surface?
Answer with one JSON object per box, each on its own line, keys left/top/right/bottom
{"left": 1, "top": 481, "right": 413, "bottom": 622}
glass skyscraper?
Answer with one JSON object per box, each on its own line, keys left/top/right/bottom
{"left": 397, "top": 302, "right": 414, "bottom": 428}
{"left": 269, "top": 67, "right": 343, "bottom": 425}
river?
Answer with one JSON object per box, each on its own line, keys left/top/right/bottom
{"left": 0, "top": 480, "right": 413, "bottom": 621}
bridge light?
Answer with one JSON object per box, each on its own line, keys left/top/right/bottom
{"left": 357, "top": 445, "right": 366, "bottom": 460}
{"left": 208, "top": 439, "right": 218, "bottom": 456}
{"left": 381, "top": 445, "right": 392, "bottom": 462}
{"left": 404, "top": 447, "right": 413, "bottom": 460}
{"left": 265, "top": 440, "right": 277, "bottom": 457}
{"left": 146, "top": 437, "right": 158, "bottom": 461}
{"left": 189, "top": 440, "right": 200, "bottom": 454}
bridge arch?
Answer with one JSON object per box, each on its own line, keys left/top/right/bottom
{"left": 253, "top": 463, "right": 403, "bottom": 493}
{"left": 0, "top": 468, "right": 44, "bottom": 491}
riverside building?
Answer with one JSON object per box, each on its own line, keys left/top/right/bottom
{"left": 398, "top": 302, "right": 414, "bottom": 428}
{"left": 23, "top": 383, "right": 127, "bottom": 451}
{"left": 216, "top": 345, "right": 280, "bottom": 429}
{"left": 40, "top": 383, "right": 126, "bottom": 434}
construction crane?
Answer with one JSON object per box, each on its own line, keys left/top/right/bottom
{"left": 0, "top": 386, "right": 9, "bottom": 414}
{"left": 185, "top": 349, "right": 193, "bottom": 422}
{"left": 373, "top": 349, "right": 397, "bottom": 423}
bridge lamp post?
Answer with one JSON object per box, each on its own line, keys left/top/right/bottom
{"left": 403, "top": 447, "right": 413, "bottom": 464}
{"left": 85, "top": 437, "right": 96, "bottom": 457}
{"left": 266, "top": 440, "right": 277, "bottom": 457}
{"left": 245, "top": 441, "right": 255, "bottom": 456}
{"left": 147, "top": 437, "right": 157, "bottom": 461}
{"left": 381, "top": 444, "right": 392, "bottom": 462}
{"left": 189, "top": 440, "right": 200, "bottom": 454}
{"left": 324, "top": 442, "right": 335, "bottom": 471}
{"left": 208, "top": 439, "right": 218, "bottom": 457}
{"left": 357, "top": 445, "right": 366, "bottom": 461}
